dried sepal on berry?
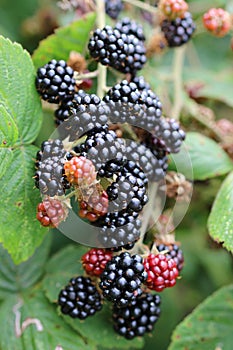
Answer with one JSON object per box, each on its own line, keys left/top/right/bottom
{"left": 203, "top": 8, "right": 232, "bottom": 37}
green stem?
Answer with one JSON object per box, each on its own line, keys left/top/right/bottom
{"left": 122, "top": 0, "right": 158, "bottom": 14}
{"left": 73, "top": 70, "right": 99, "bottom": 81}
{"left": 171, "top": 46, "right": 186, "bottom": 120}
{"left": 96, "top": 0, "right": 107, "bottom": 99}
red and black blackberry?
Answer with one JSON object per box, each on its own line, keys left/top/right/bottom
{"left": 88, "top": 25, "right": 146, "bottom": 74}
{"left": 115, "top": 17, "right": 146, "bottom": 41}
{"left": 99, "top": 252, "right": 147, "bottom": 307}
{"left": 58, "top": 276, "right": 102, "bottom": 319}
{"left": 161, "top": 12, "right": 196, "bottom": 47}
{"left": 35, "top": 59, "right": 75, "bottom": 103}
{"left": 157, "top": 243, "right": 184, "bottom": 272}
{"left": 34, "top": 139, "right": 70, "bottom": 196}
{"left": 113, "top": 293, "right": 161, "bottom": 339}
{"left": 105, "top": 0, "right": 123, "bottom": 19}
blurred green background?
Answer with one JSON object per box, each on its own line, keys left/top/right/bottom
{"left": 1, "top": 0, "right": 232, "bottom": 349}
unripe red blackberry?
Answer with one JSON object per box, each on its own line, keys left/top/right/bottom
{"left": 35, "top": 59, "right": 75, "bottom": 103}
{"left": 81, "top": 248, "right": 113, "bottom": 276}
{"left": 64, "top": 156, "right": 97, "bottom": 186}
{"left": 203, "top": 8, "right": 232, "bottom": 37}
{"left": 113, "top": 293, "right": 161, "bottom": 339}
{"left": 159, "top": 0, "right": 188, "bottom": 20}
{"left": 78, "top": 189, "right": 109, "bottom": 222}
{"left": 58, "top": 276, "right": 102, "bottom": 319}
{"left": 161, "top": 11, "right": 196, "bottom": 47}
{"left": 36, "top": 198, "right": 68, "bottom": 227}
{"left": 156, "top": 243, "right": 184, "bottom": 272}
{"left": 143, "top": 253, "right": 179, "bottom": 292}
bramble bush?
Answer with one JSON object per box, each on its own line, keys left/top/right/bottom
{"left": 0, "top": 0, "right": 233, "bottom": 349}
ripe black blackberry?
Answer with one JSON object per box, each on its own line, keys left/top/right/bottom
{"left": 154, "top": 118, "right": 186, "bottom": 153}
{"left": 113, "top": 293, "right": 161, "bottom": 339}
{"left": 35, "top": 139, "right": 70, "bottom": 196}
{"left": 93, "top": 210, "right": 142, "bottom": 251}
{"left": 157, "top": 243, "right": 184, "bottom": 272}
{"left": 58, "top": 94, "right": 109, "bottom": 141}
{"left": 105, "top": 0, "right": 123, "bottom": 19}
{"left": 74, "top": 125, "right": 126, "bottom": 172}
{"left": 54, "top": 90, "right": 87, "bottom": 122}
{"left": 132, "top": 75, "right": 151, "bottom": 91}
{"left": 35, "top": 59, "right": 75, "bottom": 103}
{"left": 115, "top": 18, "right": 146, "bottom": 41}
{"left": 103, "top": 80, "right": 162, "bottom": 130}
{"left": 88, "top": 25, "right": 146, "bottom": 74}
{"left": 161, "top": 12, "right": 196, "bottom": 47}
{"left": 99, "top": 252, "right": 147, "bottom": 307}
{"left": 58, "top": 276, "right": 102, "bottom": 319}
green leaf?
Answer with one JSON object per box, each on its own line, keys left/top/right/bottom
{"left": 0, "top": 235, "right": 51, "bottom": 300}
{"left": 0, "top": 36, "right": 42, "bottom": 144}
{"left": 43, "top": 245, "right": 144, "bottom": 349}
{"left": 0, "top": 103, "right": 18, "bottom": 147}
{"left": 169, "top": 132, "right": 233, "bottom": 180}
{"left": 32, "top": 13, "right": 96, "bottom": 69}
{"left": 0, "top": 148, "right": 13, "bottom": 179}
{"left": 168, "top": 284, "right": 233, "bottom": 350}
{"left": 208, "top": 171, "right": 233, "bottom": 253}
{"left": 0, "top": 291, "right": 95, "bottom": 350}
{"left": 0, "top": 145, "right": 48, "bottom": 264}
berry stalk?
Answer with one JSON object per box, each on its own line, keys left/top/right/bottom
{"left": 122, "top": 0, "right": 159, "bottom": 14}
{"left": 171, "top": 45, "right": 186, "bottom": 120}
{"left": 96, "top": 0, "right": 107, "bottom": 98}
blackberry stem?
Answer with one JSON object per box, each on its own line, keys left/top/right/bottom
{"left": 171, "top": 46, "right": 186, "bottom": 120}
{"left": 73, "top": 70, "right": 99, "bottom": 81}
{"left": 122, "top": 0, "right": 159, "bottom": 14}
{"left": 96, "top": 0, "right": 107, "bottom": 99}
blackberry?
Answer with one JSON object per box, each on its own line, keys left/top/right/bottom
{"left": 99, "top": 252, "right": 147, "bottom": 307}
{"left": 35, "top": 59, "right": 75, "bottom": 103}
{"left": 36, "top": 198, "right": 68, "bottom": 227}
{"left": 103, "top": 80, "right": 162, "bottom": 130}
{"left": 125, "top": 141, "right": 166, "bottom": 181}
{"left": 58, "top": 276, "right": 102, "bottom": 319}
{"left": 143, "top": 253, "right": 179, "bottom": 292}
{"left": 131, "top": 75, "right": 151, "bottom": 91}
{"left": 88, "top": 25, "right": 146, "bottom": 74}
{"left": 106, "top": 161, "right": 148, "bottom": 213}
{"left": 157, "top": 243, "right": 184, "bottom": 272}
{"left": 34, "top": 139, "right": 70, "bottom": 196}
{"left": 78, "top": 187, "right": 109, "bottom": 222}
{"left": 55, "top": 90, "right": 99, "bottom": 123}
{"left": 159, "top": 0, "right": 188, "bottom": 20}
{"left": 93, "top": 210, "right": 142, "bottom": 251}
{"left": 81, "top": 248, "right": 113, "bottom": 277}
{"left": 154, "top": 118, "right": 186, "bottom": 153}
{"left": 105, "top": 0, "right": 123, "bottom": 19}
{"left": 74, "top": 125, "right": 126, "bottom": 172}
{"left": 113, "top": 293, "right": 161, "bottom": 339}
{"left": 64, "top": 156, "right": 97, "bottom": 186}
{"left": 58, "top": 94, "right": 109, "bottom": 141}
{"left": 203, "top": 8, "right": 231, "bottom": 37}
{"left": 115, "top": 17, "right": 146, "bottom": 41}
{"left": 161, "top": 12, "right": 196, "bottom": 47}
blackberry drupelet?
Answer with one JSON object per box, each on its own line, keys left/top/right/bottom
{"left": 115, "top": 17, "right": 146, "bottom": 41}
{"left": 34, "top": 139, "right": 70, "bottom": 196}
{"left": 154, "top": 118, "right": 186, "bottom": 153}
{"left": 93, "top": 210, "right": 142, "bottom": 251}
{"left": 157, "top": 243, "right": 184, "bottom": 272}
{"left": 161, "top": 12, "right": 196, "bottom": 47}
{"left": 113, "top": 293, "right": 161, "bottom": 339}
{"left": 99, "top": 252, "right": 147, "bottom": 307}
{"left": 105, "top": 0, "right": 123, "bottom": 19}
{"left": 58, "top": 276, "right": 102, "bottom": 319}
{"left": 103, "top": 79, "right": 162, "bottom": 130}
{"left": 88, "top": 25, "right": 147, "bottom": 74}
{"left": 35, "top": 59, "right": 75, "bottom": 103}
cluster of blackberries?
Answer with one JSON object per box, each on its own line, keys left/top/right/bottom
{"left": 88, "top": 18, "right": 146, "bottom": 74}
